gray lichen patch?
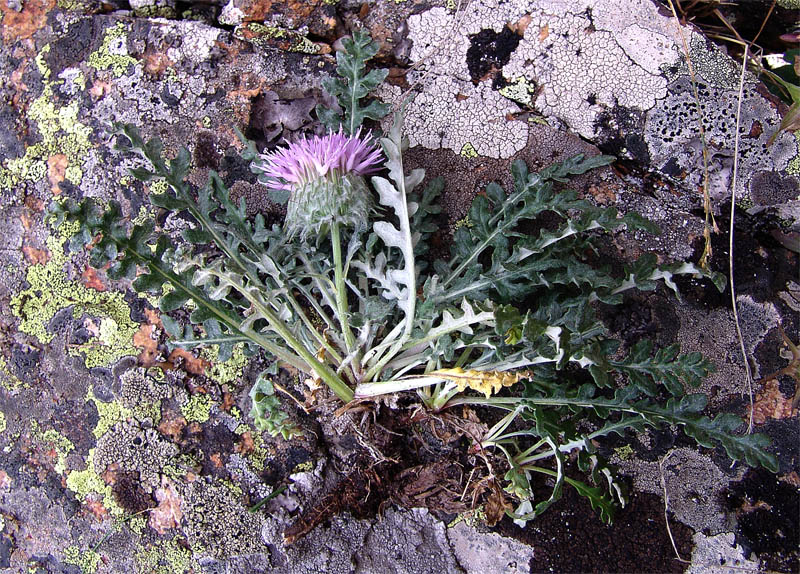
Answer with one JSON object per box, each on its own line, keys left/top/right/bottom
{"left": 686, "top": 532, "right": 762, "bottom": 574}
{"left": 616, "top": 447, "right": 737, "bottom": 534}
{"left": 503, "top": 9, "right": 669, "bottom": 138}
{"left": 181, "top": 477, "right": 267, "bottom": 560}
{"left": 400, "top": 0, "right": 683, "bottom": 156}
{"left": 399, "top": 0, "right": 798, "bottom": 226}
{"left": 644, "top": 77, "right": 797, "bottom": 204}
{"left": 119, "top": 367, "right": 171, "bottom": 424}
{"left": 447, "top": 520, "right": 536, "bottom": 573}
{"left": 94, "top": 423, "right": 179, "bottom": 492}
{"left": 673, "top": 296, "right": 782, "bottom": 410}
{"left": 273, "top": 507, "right": 461, "bottom": 574}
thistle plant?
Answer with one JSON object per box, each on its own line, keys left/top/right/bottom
{"left": 48, "top": 29, "right": 777, "bottom": 527}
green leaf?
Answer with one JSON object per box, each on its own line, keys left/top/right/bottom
{"left": 316, "top": 28, "right": 389, "bottom": 134}
{"left": 249, "top": 372, "right": 302, "bottom": 439}
{"left": 160, "top": 290, "right": 190, "bottom": 312}
{"left": 565, "top": 476, "right": 616, "bottom": 524}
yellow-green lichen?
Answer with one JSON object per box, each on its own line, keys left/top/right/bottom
{"left": 31, "top": 421, "right": 75, "bottom": 474}
{"left": 88, "top": 22, "right": 139, "bottom": 78}
{"left": 453, "top": 216, "right": 473, "bottom": 230}
{"left": 220, "top": 478, "right": 243, "bottom": 497}
{"left": 65, "top": 449, "right": 124, "bottom": 517}
{"left": 131, "top": 3, "right": 176, "bottom": 18}
{"left": 204, "top": 344, "right": 248, "bottom": 388}
{"left": 787, "top": 132, "right": 800, "bottom": 176}
{"left": 162, "top": 452, "right": 200, "bottom": 480}
{"left": 181, "top": 393, "right": 213, "bottom": 423}
{"left": 35, "top": 44, "right": 51, "bottom": 79}
{"left": 0, "top": 356, "right": 27, "bottom": 391}
{"left": 613, "top": 444, "right": 635, "bottom": 461}
{"left": 447, "top": 505, "right": 487, "bottom": 528}
{"left": 0, "top": 410, "right": 6, "bottom": 433}
{"left": 87, "top": 386, "right": 132, "bottom": 439}
{"left": 63, "top": 545, "right": 101, "bottom": 574}
{"left": 235, "top": 423, "right": 272, "bottom": 471}
{"left": 292, "top": 460, "right": 313, "bottom": 473}
{"left": 10, "top": 221, "right": 139, "bottom": 368}
{"left": 149, "top": 179, "right": 170, "bottom": 195}
{"left": 499, "top": 76, "right": 535, "bottom": 107}
{"left": 128, "top": 514, "right": 147, "bottom": 534}
{"left": 56, "top": 0, "right": 95, "bottom": 10}
{"left": 135, "top": 539, "right": 199, "bottom": 574}
{"left": 236, "top": 23, "right": 321, "bottom": 54}
{"left": 0, "top": 74, "right": 93, "bottom": 191}
{"left": 131, "top": 204, "right": 156, "bottom": 226}
{"left": 460, "top": 142, "right": 478, "bottom": 158}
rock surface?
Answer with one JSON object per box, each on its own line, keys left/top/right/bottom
{"left": 0, "top": 0, "right": 797, "bottom": 573}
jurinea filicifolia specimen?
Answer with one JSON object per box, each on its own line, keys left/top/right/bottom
{"left": 254, "top": 129, "right": 383, "bottom": 240}
{"left": 49, "top": 29, "right": 778, "bottom": 526}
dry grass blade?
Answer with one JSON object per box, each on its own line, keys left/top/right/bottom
{"left": 666, "top": 0, "right": 719, "bottom": 271}
{"left": 729, "top": 41, "right": 756, "bottom": 434}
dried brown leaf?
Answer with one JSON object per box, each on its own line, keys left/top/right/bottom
{"left": 149, "top": 477, "right": 183, "bottom": 535}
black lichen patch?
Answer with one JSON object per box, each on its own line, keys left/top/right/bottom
{"left": 679, "top": 205, "right": 799, "bottom": 308}
{"left": 10, "top": 343, "right": 40, "bottom": 382}
{"left": 193, "top": 131, "right": 221, "bottom": 170}
{"left": 466, "top": 27, "right": 522, "bottom": 85}
{"left": 0, "top": 103, "right": 24, "bottom": 160}
{"left": 597, "top": 291, "right": 681, "bottom": 351}
{"left": 594, "top": 104, "right": 650, "bottom": 164}
{"left": 726, "top": 466, "right": 800, "bottom": 572}
{"left": 497, "top": 489, "right": 692, "bottom": 573}
{"left": 197, "top": 420, "right": 237, "bottom": 479}
{"left": 749, "top": 171, "right": 800, "bottom": 207}
{"left": 43, "top": 19, "right": 95, "bottom": 72}
{"left": 247, "top": 91, "right": 315, "bottom": 145}
{"left": 112, "top": 470, "right": 156, "bottom": 514}
{"left": 758, "top": 418, "right": 800, "bottom": 476}
{"left": 219, "top": 149, "right": 257, "bottom": 188}
{"left": 0, "top": 525, "right": 12, "bottom": 568}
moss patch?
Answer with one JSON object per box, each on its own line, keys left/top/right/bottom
{"left": 11, "top": 221, "right": 139, "bottom": 368}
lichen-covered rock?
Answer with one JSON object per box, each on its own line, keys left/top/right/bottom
{"left": 0, "top": 0, "right": 797, "bottom": 572}
{"left": 391, "top": 0, "right": 798, "bottom": 223}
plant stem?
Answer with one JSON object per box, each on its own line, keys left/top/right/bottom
{"left": 331, "top": 222, "right": 359, "bottom": 373}
{"left": 237, "top": 282, "right": 354, "bottom": 402}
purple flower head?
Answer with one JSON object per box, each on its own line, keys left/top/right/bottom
{"left": 258, "top": 129, "right": 383, "bottom": 193}
{"left": 254, "top": 129, "right": 384, "bottom": 239}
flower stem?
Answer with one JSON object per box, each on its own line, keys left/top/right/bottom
{"left": 331, "top": 222, "right": 359, "bottom": 373}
